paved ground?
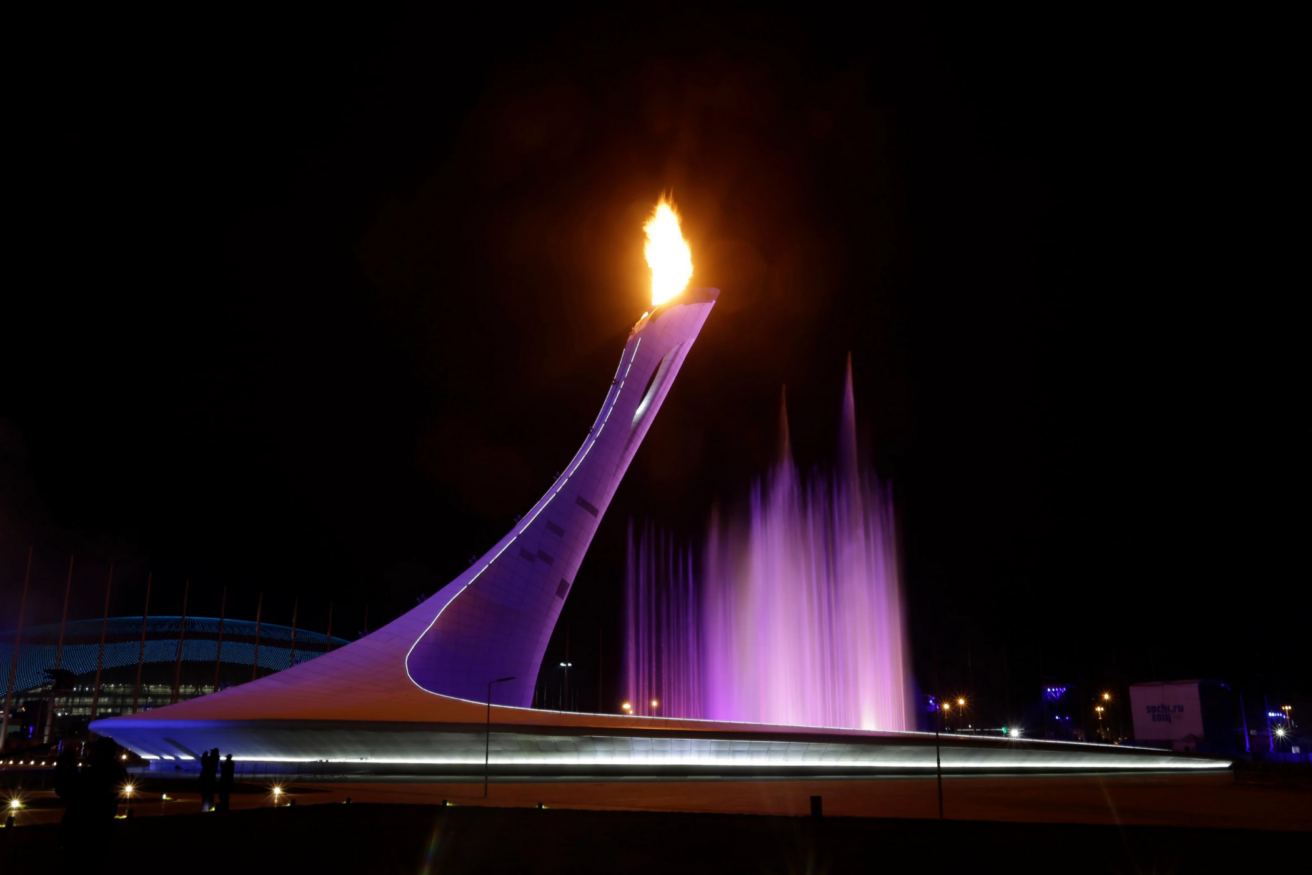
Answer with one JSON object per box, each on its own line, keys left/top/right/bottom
{"left": 4, "top": 800, "right": 1309, "bottom": 875}
{"left": 5, "top": 770, "right": 1310, "bottom": 832}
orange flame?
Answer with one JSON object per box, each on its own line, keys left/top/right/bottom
{"left": 644, "top": 197, "right": 693, "bottom": 307}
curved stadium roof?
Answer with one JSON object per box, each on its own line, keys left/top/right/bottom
{"left": 0, "top": 617, "right": 352, "bottom": 694}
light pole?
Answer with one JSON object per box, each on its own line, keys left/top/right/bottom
{"left": 558, "top": 662, "right": 573, "bottom": 711}
{"left": 934, "top": 698, "right": 944, "bottom": 818}
{"left": 485, "top": 676, "right": 515, "bottom": 798}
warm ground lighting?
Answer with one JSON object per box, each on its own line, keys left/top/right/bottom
{"left": 651, "top": 700, "right": 659, "bottom": 708}
{"left": 644, "top": 198, "right": 693, "bottom": 306}
{"left": 621, "top": 702, "right": 631, "bottom": 711}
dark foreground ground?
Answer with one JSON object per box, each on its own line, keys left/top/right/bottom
{"left": 5, "top": 803, "right": 1309, "bottom": 875}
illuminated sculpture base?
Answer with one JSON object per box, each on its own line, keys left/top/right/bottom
{"left": 105, "top": 711, "right": 1227, "bottom": 775}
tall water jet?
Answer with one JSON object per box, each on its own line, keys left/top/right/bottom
{"left": 625, "top": 359, "right": 912, "bottom": 731}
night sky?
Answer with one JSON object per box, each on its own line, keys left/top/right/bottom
{"left": 4, "top": 4, "right": 1301, "bottom": 723}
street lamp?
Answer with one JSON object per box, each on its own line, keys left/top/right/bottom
{"left": 484, "top": 676, "right": 515, "bottom": 798}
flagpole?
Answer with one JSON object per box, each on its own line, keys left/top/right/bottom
{"left": 44, "top": 554, "right": 74, "bottom": 742}
{"left": 1, "top": 546, "right": 33, "bottom": 753}
{"left": 250, "top": 592, "right": 263, "bottom": 682}
{"left": 132, "top": 572, "right": 152, "bottom": 713}
{"left": 212, "top": 586, "right": 227, "bottom": 693}
{"left": 89, "top": 563, "right": 114, "bottom": 723}
{"left": 170, "top": 580, "right": 189, "bottom": 704}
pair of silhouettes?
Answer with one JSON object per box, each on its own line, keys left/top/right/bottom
{"left": 200, "top": 748, "right": 235, "bottom": 811}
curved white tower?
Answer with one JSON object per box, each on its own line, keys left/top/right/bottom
{"left": 405, "top": 288, "right": 720, "bottom": 705}
{"left": 90, "top": 289, "right": 720, "bottom": 747}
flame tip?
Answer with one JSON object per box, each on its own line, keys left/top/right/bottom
{"left": 644, "top": 197, "right": 693, "bottom": 307}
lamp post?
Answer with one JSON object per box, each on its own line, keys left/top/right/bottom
{"left": 485, "top": 676, "right": 515, "bottom": 798}
{"left": 934, "top": 697, "right": 943, "bottom": 818}
{"left": 558, "top": 662, "right": 573, "bottom": 711}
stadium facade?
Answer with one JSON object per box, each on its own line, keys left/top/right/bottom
{"left": 1, "top": 618, "right": 349, "bottom": 743}
{"left": 90, "top": 289, "right": 1228, "bottom": 774}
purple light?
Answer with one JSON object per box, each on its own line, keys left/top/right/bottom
{"left": 624, "top": 363, "right": 911, "bottom": 731}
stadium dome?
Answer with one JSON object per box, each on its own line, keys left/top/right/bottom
{"left": 1, "top": 618, "right": 352, "bottom": 733}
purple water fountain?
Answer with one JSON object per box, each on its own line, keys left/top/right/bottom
{"left": 625, "top": 361, "right": 912, "bottom": 731}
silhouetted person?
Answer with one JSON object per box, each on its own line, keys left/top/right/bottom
{"left": 59, "top": 738, "right": 127, "bottom": 870}
{"left": 200, "top": 748, "right": 218, "bottom": 810}
{"left": 218, "top": 753, "right": 235, "bottom": 811}
{"left": 83, "top": 737, "right": 127, "bottom": 822}
{"left": 56, "top": 744, "right": 88, "bottom": 859}
{"left": 53, "top": 745, "right": 80, "bottom": 805}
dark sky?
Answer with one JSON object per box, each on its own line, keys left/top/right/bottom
{"left": 3, "top": 4, "right": 1301, "bottom": 720}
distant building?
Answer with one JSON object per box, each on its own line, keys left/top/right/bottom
{"left": 1, "top": 617, "right": 349, "bottom": 742}
{"left": 1038, "top": 683, "right": 1083, "bottom": 741}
